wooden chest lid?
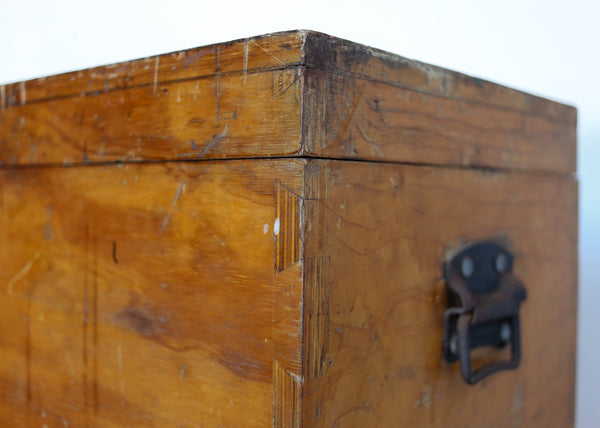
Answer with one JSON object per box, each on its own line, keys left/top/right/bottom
{"left": 0, "top": 30, "right": 576, "bottom": 173}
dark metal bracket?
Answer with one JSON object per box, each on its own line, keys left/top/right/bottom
{"left": 442, "top": 241, "right": 527, "bottom": 385}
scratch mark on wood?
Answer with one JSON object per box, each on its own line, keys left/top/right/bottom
{"left": 217, "top": 348, "right": 267, "bottom": 382}
{"left": 198, "top": 124, "right": 228, "bottom": 158}
{"left": 332, "top": 88, "right": 364, "bottom": 150}
{"left": 0, "top": 85, "right": 5, "bottom": 113}
{"left": 153, "top": 56, "right": 159, "bottom": 95}
{"left": 20, "top": 82, "right": 26, "bottom": 105}
{"left": 212, "top": 234, "right": 226, "bottom": 247}
{"left": 183, "top": 48, "right": 214, "bottom": 68}
{"left": 413, "top": 385, "right": 432, "bottom": 409}
{"left": 65, "top": 350, "right": 76, "bottom": 377}
{"left": 251, "top": 40, "right": 285, "bottom": 65}
{"left": 215, "top": 46, "right": 222, "bottom": 121}
{"left": 354, "top": 120, "right": 384, "bottom": 157}
{"left": 305, "top": 256, "right": 330, "bottom": 379}
{"left": 192, "top": 81, "right": 200, "bottom": 102}
{"left": 7, "top": 252, "right": 41, "bottom": 296}
{"left": 117, "top": 346, "right": 123, "bottom": 373}
{"left": 44, "top": 206, "right": 52, "bottom": 240}
{"left": 272, "top": 69, "right": 299, "bottom": 99}
{"left": 243, "top": 39, "right": 249, "bottom": 84}
{"left": 179, "top": 364, "right": 186, "bottom": 380}
{"left": 159, "top": 182, "right": 185, "bottom": 236}
{"left": 112, "top": 241, "right": 119, "bottom": 263}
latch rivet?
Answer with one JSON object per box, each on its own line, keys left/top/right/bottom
{"left": 461, "top": 256, "right": 474, "bottom": 278}
{"left": 500, "top": 322, "right": 512, "bottom": 342}
{"left": 495, "top": 253, "right": 509, "bottom": 273}
{"left": 449, "top": 334, "right": 458, "bottom": 356}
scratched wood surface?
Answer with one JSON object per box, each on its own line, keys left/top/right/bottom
{"left": 0, "top": 30, "right": 578, "bottom": 427}
{"left": 302, "top": 160, "right": 577, "bottom": 427}
{"left": 0, "top": 67, "right": 302, "bottom": 165}
{"left": 301, "top": 69, "right": 575, "bottom": 173}
{"left": 0, "top": 30, "right": 575, "bottom": 173}
{"left": 0, "top": 160, "right": 305, "bottom": 427}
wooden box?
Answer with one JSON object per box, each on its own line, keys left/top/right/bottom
{"left": 0, "top": 31, "right": 577, "bottom": 427}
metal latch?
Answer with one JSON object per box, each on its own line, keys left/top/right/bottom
{"left": 442, "top": 241, "right": 527, "bottom": 385}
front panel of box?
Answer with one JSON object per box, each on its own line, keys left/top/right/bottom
{"left": 0, "top": 160, "right": 304, "bottom": 427}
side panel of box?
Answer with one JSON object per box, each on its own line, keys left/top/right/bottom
{"left": 0, "top": 160, "right": 304, "bottom": 427}
{"left": 302, "top": 160, "right": 577, "bottom": 427}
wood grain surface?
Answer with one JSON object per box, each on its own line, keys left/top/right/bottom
{"left": 0, "top": 159, "right": 305, "bottom": 427}
{"left": 0, "top": 30, "right": 575, "bottom": 173}
{"left": 0, "top": 30, "right": 578, "bottom": 427}
{"left": 0, "top": 32, "right": 305, "bottom": 105}
{"left": 302, "top": 69, "right": 575, "bottom": 173}
{"left": 302, "top": 159, "right": 577, "bottom": 427}
{"left": 0, "top": 68, "right": 302, "bottom": 165}
{"left": 302, "top": 32, "right": 575, "bottom": 123}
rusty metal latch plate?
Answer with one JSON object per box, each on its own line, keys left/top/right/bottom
{"left": 442, "top": 241, "right": 527, "bottom": 385}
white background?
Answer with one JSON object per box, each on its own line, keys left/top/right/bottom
{"left": 0, "top": 0, "right": 598, "bottom": 426}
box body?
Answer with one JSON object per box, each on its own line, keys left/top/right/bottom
{"left": 0, "top": 31, "right": 577, "bottom": 427}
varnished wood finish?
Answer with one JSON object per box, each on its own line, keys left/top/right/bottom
{"left": 302, "top": 69, "right": 575, "bottom": 173}
{"left": 0, "top": 30, "right": 577, "bottom": 427}
{"left": 302, "top": 160, "right": 577, "bottom": 427}
{"left": 1, "top": 32, "right": 305, "bottom": 105}
{"left": 0, "top": 68, "right": 302, "bottom": 164}
{"left": 0, "top": 160, "right": 305, "bottom": 427}
{"left": 0, "top": 31, "right": 575, "bottom": 173}
{"left": 302, "top": 32, "right": 575, "bottom": 122}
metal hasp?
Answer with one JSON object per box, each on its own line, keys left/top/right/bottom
{"left": 442, "top": 241, "right": 527, "bottom": 385}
